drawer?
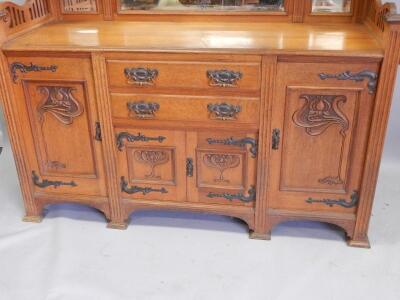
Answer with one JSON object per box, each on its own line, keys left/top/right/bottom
{"left": 111, "top": 93, "right": 259, "bottom": 125}
{"left": 107, "top": 60, "right": 261, "bottom": 95}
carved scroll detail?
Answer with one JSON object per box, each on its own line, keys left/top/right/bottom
{"left": 203, "top": 153, "right": 240, "bottom": 183}
{"left": 134, "top": 150, "right": 169, "bottom": 179}
{"left": 293, "top": 94, "right": 349, "bottom": 186}
{"left": 37, "top": 86, "right": 83, "bottom": 125}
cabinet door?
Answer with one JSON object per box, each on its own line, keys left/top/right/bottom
{"left": 186, "top": 131, "right": 257, "bottom": 207}
{"left": 9, "top": 57, "right": 107, "bottom": 197}
{"left": 268, "top": 62, "right": 379, "bottom": 213}
{"left": 116, "top": 128, "right": 187, "bottom": 202}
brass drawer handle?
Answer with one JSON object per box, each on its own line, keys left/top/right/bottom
{"left": 124, "top": 67, "right": 158, "bottom": 86}
{"left": 207, "top": 102, "right": 241, "bottom": 121}
{"left": 207, "top": 70, "right": 243, "bottom": 87}
{"left": 127, "top": 101, "right": 160, "bottom": 119}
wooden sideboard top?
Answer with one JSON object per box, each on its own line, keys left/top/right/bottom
{"left": 2, "top": 21, "right": 383, "bottom": 57}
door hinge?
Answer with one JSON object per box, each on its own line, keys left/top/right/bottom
{"left": 95, "top": 122, "right": 102, "bottom": 141}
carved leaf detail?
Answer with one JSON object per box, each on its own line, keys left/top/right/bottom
{"left": 37, "top": 86, "right": 83, "bottom": 125}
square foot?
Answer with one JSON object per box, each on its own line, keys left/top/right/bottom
{"left": 249, "top": 230, "right": 271, "bottom": 240}
{"left": 22, "top": 215, "right": 43, "bottom": 223}
{"left": 107, "top": 221, "right": 128, "bottom": 230}
{"left": 347, "top": 237, "right": 371, "bottom": 249}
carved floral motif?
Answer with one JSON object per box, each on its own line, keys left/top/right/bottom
{"left": 293, "top": 94, "right": 350, "bottom": 186}
{"left": 203, "top": 153, "right": 240, "bottom": 183}
{"left": 37, "top": 86, "right": 83, "bottom": 125}
{"left": 134, "top": 150, "right": 169, "bottom": 179}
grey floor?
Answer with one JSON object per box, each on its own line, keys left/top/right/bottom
{"left": 0, "top": 76, "right": 399, "bottom": 299}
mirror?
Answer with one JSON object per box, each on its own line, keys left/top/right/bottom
{"left": 311, "top": 0, "right": 352, "bottom": 13}
{"left": 119, "top": 0, "right": 285, "bottom": 12}
{"left": 61, "top": 0, "right": 98, "bottom": 13}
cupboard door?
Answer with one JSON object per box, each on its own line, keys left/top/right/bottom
{"left": 268, "top": 62, "right": 378, "bottom": 213}
{"left": 116, "top": 128, "right": 186, "bottom": 202}
{"left": 187, "top": 131, "right": 257, "bottom": 207}
{"left": 9, "top": 57, "right": 107, "bottom": 197}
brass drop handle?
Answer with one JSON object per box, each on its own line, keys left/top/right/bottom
{"left": 207, "top": 103, "right": 241, "bottom": 121}
{"left": 206, "top": 70, "right": 243, "bottom": 87}
{"left": 124, "top": 67, "right": 158, "bottom": 86}
{"left": 127, "top": 101, "right": 160, "bottom": 119}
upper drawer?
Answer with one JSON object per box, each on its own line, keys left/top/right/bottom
{"left": 106, "top": 60, "right": 261, "bottom": 95}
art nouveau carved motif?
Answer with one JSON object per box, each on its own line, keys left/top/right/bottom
{"left": 116, "top": 132, "right": 166, "bottom": 151}
{"left": 306, "top": 190, "right": 359, "bottom": 208}
{"left": 0, "top": 9, "right": 9, "bottom": 22}
{"left": 206, "top": 137, "right": 258, "bottom": 158}
{"left": 10, "top": 62, "right": 57, "bottom": 83}
{"left": 203, "top": 153, "right": 241, "bottom": 183}
{"left": 32, "top": 171, "right": 77, "bottom": 188}
{"left": 134, "top": 150, "right": 169, "bottom": 179}
{"left": 319, "top": 70, "right": 378, "bottom": 94}
{"left": 37, "top": 86, "right": 84, "bottom": 125}
{"left": 293, "top": 94, "right": 349, "bottom": 186}
{"left": 46, "top": 161, "right": 66, "bottom": 170}
{"left": 120, "top": 177, "right": 168, "bottom": 195}
{"left": 207, "top": 186, "right": 256, "bottom": 203}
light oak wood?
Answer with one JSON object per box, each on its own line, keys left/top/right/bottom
{"left": 0, "top": 0, "right": 399, "bottom": 247}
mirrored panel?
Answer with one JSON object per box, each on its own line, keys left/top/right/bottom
{"left": 312, "top": 0, "right": 351, "bottom": 13}
{"left": 62, "top": 0, "right": 98, "bottom": 13}
{"left": 119, "top": 0, "right": 285, "bottom": 12}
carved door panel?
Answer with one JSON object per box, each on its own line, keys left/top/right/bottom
{"left": 116, "top": 128, "right": 186, "bottom": 202}
{"left": 9, "top": 57, "right": 107, "bottom": 197}
{"left": 186, "top": 131, "right": 257, "bottom": 207}
{"left": 268, "top": 62, "right": 378, "bottom": 213}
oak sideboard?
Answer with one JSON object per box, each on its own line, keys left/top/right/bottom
{"left": 0, "top": 0, "right": 399, "bottom": 247}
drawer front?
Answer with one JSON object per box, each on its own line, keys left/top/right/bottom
{"left": 111, "top": 94, "right": 259, "bottom": 125}
{"left": 116, "top": 128, "right": 187, "bottom": 202}
{"left": 107, "top": 60, "right": 261, "bottom": 95}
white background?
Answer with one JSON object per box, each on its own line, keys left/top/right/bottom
{"left": 0, "top": 1, "right": 400, "bottom": 300}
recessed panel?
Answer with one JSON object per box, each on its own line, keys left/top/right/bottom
{"left": 23, "top": 81, "right": 97, "bottom": 179}
{"left": 280, "top": 87, "right": 359, "bottom": 194}
{"left": 196, "top": 149, "right": 246, "bottom": 190}
{"left": 127, "top": 146, "right": 176, "bottom": 185}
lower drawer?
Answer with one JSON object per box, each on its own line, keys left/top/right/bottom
{"left": 111, "top": 93, "right": 259, "bottom": 126}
